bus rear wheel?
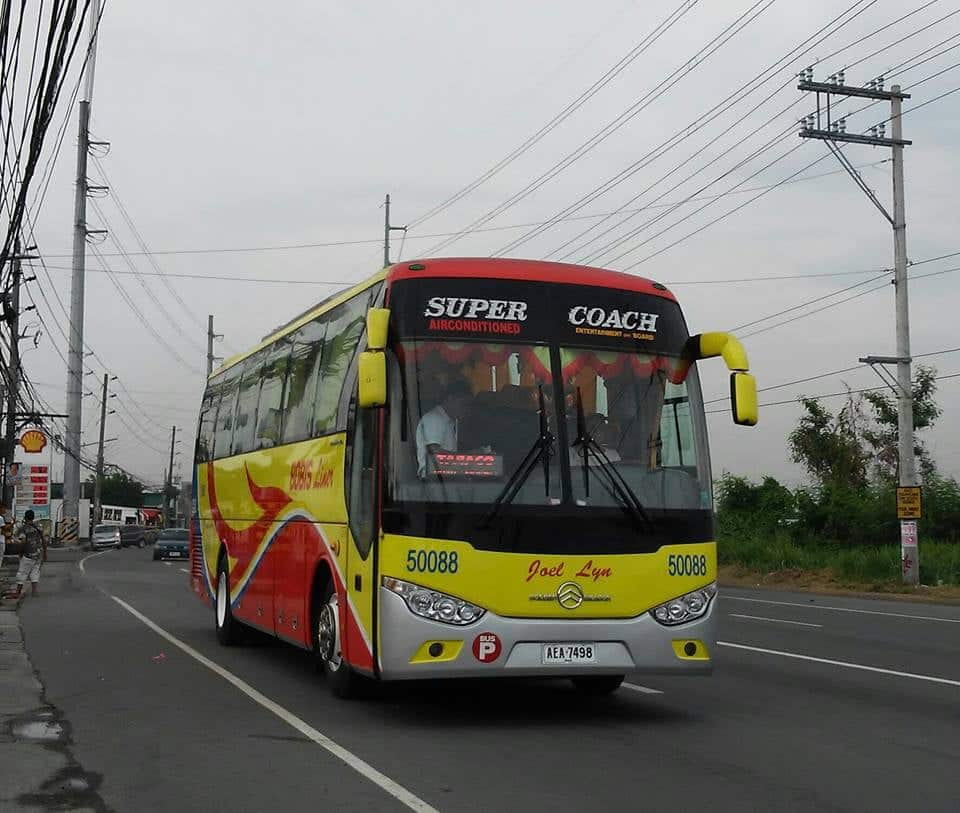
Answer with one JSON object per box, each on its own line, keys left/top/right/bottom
{"left": 571, "top": 675, "right": 625, "bottom": 696}
{"left": 314, "top": 581, "right": 362, "bottom": 699}
{"left": 215, "top": 557, "right": 242, "bottom": 646}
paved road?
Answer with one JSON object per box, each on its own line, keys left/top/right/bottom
{"left": 16, "top": 549, "right": 960, "bottom": 812}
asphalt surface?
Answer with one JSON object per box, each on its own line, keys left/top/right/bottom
{"left": 16, "top": 548, "right": 960, "bottom": 812}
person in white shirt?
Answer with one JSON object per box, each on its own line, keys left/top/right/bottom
{"left": 416, "top": 380, "right": 473, "bottom": 478}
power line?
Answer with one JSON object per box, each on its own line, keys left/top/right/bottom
{"left": 704, "top": 372, "right": 960, "bottom": 414}
{"left": 502, "top": 5, "right": 954, "bottom": 264}
{"left": 88, "top": 244, "right": 202, "bottom": 374}
{"left": 704, "top": 347, "right": 960, "bottom": 405}
{"left": 480, "top": 0, "right": 886, "bottom": 259}
{"left": 405, "top": 0, "right": 701, "bottom": 230}
{"left": 739, "top": 265, "right": 960, "bottom": 340}
{"left": 90, "top": 154, "right": 211, "bottom": 335}
{"left": 730, "top": 271, "right": 891, "bottom": 332}
{"left": 88, "top": 196, "right": 205, "bottom": 352}
{"left": 419, "top": 0, "right": 784, "bottom": 258}
{"left": 32, "top": 160, "right": 888, "bottom": 260}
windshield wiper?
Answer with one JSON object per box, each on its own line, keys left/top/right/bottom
{"left": 571, "top": 387, "right": 651, "bottom": 529}
{"left": 478, "top": 384, "right": 554, "bottom": 528}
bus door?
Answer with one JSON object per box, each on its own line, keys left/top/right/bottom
{"left": 343, "top": 403, "right": 378, "bottom": 673}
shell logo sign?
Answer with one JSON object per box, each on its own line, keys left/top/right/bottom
{"left": 19, "top": 429, "right": 47, "bottom": 454}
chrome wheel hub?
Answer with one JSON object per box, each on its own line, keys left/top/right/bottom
{"left": 216, "top": 573, "right": 227, "bottom": 627}
{"left": 317, "top": 595, "right": 342, "bottom": 669}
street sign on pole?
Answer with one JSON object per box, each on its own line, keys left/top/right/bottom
{"left": 896, "top": 486, "right": 922, "bottom": 519}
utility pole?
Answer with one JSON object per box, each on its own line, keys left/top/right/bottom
{"left": 798, "top": 70, "right": 919, "bottom": 585}
{"left": 63, "top": 0, "right": 102, "bottom": 543}
{"left": 165, "top": 425, "right": 176, "bottom": 526}
{"left": 383, "top": 194, "right": 407, "bottom": 267}
{"left": 93, "top": 373, "right": 108, "bottom": 524}
{"left": 206, "top": 314, "right": 222, "bottom": 377}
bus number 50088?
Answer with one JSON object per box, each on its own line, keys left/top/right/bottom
{"left": 406, "top": 549, "right": 459, "bottom": 574}
{"left": 667, "top": 554, "right": 708, "bottom": 577}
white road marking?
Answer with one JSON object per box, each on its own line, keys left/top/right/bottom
{"left": 164, "top": 562, "right": 172, "bottom": 567}
{"left": 622, "top": 682, "right": 663, "bottom": 695}
{"left": 725, "top": 595, "right": 960, "bottom": 624}
{"left": 78, "top": 551, "right": 107, "bottom": 574}
{"left": 729, "top": 613, "right": 822, "bottom": 628}
{"left": 179, "top": 568, "right": 190, "bottom": 574}
{"left": 718, "top": 641, "right": 960, "bottom": 687}
{"left": 109, "top": 595, "right": 437, "bottom": 813}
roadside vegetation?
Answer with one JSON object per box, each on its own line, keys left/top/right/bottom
{"left": 715, "top": 365, "right": 960, "bottom": 590}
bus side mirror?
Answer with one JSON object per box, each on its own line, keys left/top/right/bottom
{"left": 687, "top": 331, "right": 758, "bottom": 427}
{"left": 358, "top": 351, "right": 386, "bottom": 408}
{"left": 367, "top": 308, "right": 390, "bottom": 351}
{"left": 730, "top": 371, "right": 758, "bottom": 427}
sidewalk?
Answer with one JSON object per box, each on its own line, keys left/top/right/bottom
{"left": 1, "top": 554, "right": 107, "bottom": 810}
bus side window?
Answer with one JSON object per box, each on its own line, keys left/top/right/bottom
{"left": 282, "top": 318, "right": 326, "bottom": 445}
{"left": 196, "top": 382, "right": 221, "bottom": 463}
{"left": 212, "top": 368, "right": 242, "bottom": 459}
{"left": 232, "top": 352, "right": 266, "bottom": 456}
{"left": 313, "top": 295, "right": 367, "bottom": 436}
{"left": 346, "top": 396, "right": 376, "bottom": 559}
{"left": 255, "top": 340, "right": 291, "bottom": 450}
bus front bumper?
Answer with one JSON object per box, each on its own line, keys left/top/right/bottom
{"left": 377, "top": 587, "right": 715, "bottom": 681}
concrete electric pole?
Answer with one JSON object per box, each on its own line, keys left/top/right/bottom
{"left": 798, "top": 70, "right": 920, "bottom": 585}
{"left": 165, "top": 425, "right": 176, "bottom": 526}
{"left": 62, "top": 0, "right": 102, "bottom": 543}
{"left": 93, "top": 373, "right": 109, "bottom": 524}
{"left": 383, "top": 194, "right": 407, "bottom": 267}
{"left": 206, "top": 314, "right": 222, "bottom": 377}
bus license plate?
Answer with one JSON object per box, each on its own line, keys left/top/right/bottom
{"left": 542, "top": 643, "right": 597, "bottom": 664}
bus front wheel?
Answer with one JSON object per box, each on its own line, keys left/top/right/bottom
{"left": 571, "top": 675, "right": 625, "bottom": 696}
{"left": 215, "top": 557, "right": 242, "bottom": 646}
{"left": 314, "top": 581, "right": 362, "bottom": 699}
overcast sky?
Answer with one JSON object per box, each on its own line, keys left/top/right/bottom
{"left": 24, "top": 0, "right": 960, "bottom": 487}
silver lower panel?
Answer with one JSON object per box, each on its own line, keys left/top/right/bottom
{"left": 378, "top": 588, "right": 715, "bottom": 681}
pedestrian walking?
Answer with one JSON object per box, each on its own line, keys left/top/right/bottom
{"left": 2, "top": 509, "right": 47, "bottom": 600}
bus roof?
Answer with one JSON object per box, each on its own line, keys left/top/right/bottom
{"left": 212, "top": 258, "right": 674, "bottom": 380}
{"left": 388, "top": 257, "right": 677, "bottom": 301}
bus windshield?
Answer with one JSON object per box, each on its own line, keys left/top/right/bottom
{"left": 384, "top": 339, "right": 709, "bottom": 512}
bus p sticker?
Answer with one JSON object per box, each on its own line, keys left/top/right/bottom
{"left": 472, "top": 632, "right": 502, "bottom": 663}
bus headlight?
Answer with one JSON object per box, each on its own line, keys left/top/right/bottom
{"left": 650, "top": 583, "right": 717, "bottom": 626}
{"left": 383, "top": 577, "right": 486, "bottom": 626}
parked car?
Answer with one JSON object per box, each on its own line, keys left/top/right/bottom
{"left": 119, "top": 524, "right": 147, "bottom": 549}
{"left": 90, "top": 524, "right": 121, "bottom": 550}
{"left": 153, "top": 528, "right": 188, "bottom": 561}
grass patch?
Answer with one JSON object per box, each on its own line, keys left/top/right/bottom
{"left": 718, "top": 531, "right": 960, "bottom": 587}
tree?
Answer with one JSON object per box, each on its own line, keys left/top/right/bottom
{"left": 788, "top": 394, "right": 869, "bottom": 489}
{"left": 88, "top": 471, "right": 144, "bottom": 507}
{"left": 861, "top": 364, "right": 941, "bottom": 482}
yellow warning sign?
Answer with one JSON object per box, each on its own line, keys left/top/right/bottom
{"left": 897, "top": 486, "right": 922, "bottom": 520}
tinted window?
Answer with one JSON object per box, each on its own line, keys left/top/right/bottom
{"left": 213, "top": 366, "right": 242, "bottom": 458}
{"left": 314, "top": 295, "right": 368, "bottom": 435}
{"left": 282, "top": 318, "right": 326, "bottom": 444}
{"left": 232, "top": 353, "right": 265, "bottom": 455}
{"left": 93, "top": 525, "right": 114, "bottom": 534}
{"left": 256, "top": 340, "right": 291, "bottom": 450}
{"left": 196, "top": 382, "right": 221, "bottom": 463}
{"left": 159, "top": 529, "right": 188, "bottom": 541}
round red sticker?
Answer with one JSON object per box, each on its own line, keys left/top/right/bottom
{"left": 472, "top": 632, "right": 502, "bottom": 663}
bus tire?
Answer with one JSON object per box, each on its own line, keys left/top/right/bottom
{"left": 571, "top": 675, "right": 624, "bottom": 695}
{"left": 215, "top": 556, "right": 242, "bottom": 646}
{"left": 313, "top": 580, "right": 361, "bottom": 699}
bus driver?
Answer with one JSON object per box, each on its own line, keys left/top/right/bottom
{"left": 416, "top": 379, "right": 473, "bottom": 478}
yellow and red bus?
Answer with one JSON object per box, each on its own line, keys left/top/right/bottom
{"left": 190, "top": 258, "right": 757, "bottom": 697}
